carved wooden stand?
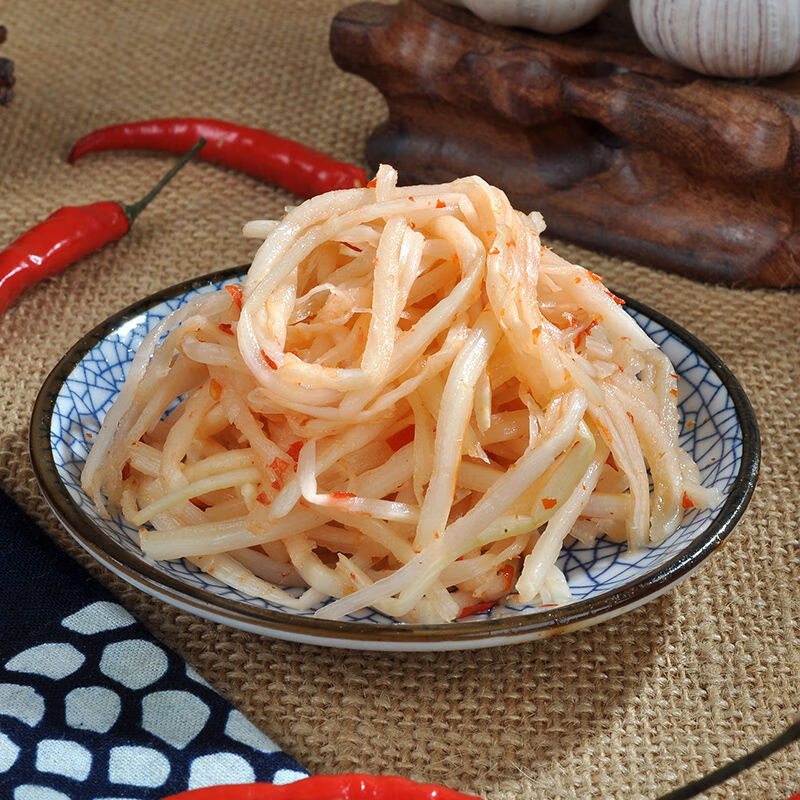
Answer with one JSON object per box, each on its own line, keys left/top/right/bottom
{"left": 330, "top": 0, "right": 800, "bottom": 287}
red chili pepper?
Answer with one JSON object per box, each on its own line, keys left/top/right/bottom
{"left": 68, "top": 118, "right": 368, "bottom": 198}
{"left": 0, "top": 138, "right": 205, "bottom": 317}
{"left": 162, "top": 774, "right": 483, "bottom": 800}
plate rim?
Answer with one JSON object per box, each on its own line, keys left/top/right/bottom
{"left": 29, "top": 267, "right": 761, "bottom": 650}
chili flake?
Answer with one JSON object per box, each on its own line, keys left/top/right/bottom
{"left": 386, "top": 424, "right": 415, "bottom": 451}
{"left": 225, "top": 284, "right": 243, "bottom": 310}
{"left": 270, "top": 457, "right": 292, "bottom": 489}
{"left": 286, "top": 441, "right": 303, "bottom": 462}
{"left": 457, "top": 601, "right": 495, "bottom": 619}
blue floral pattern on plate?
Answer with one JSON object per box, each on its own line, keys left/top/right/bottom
{"left": 32, "top": 269, "right": 759, "bottom": 650}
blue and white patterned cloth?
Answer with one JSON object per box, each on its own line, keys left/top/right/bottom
{"left": 0, "top": 489, "right": 308, "bottom": 799}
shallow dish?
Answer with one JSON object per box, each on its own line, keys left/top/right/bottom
{"left": 31, "top": 267, "right": 759, "bottom": 651}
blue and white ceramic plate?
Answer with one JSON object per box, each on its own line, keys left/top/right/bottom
{"left": 31, "top": 267, "right": 759, "bottom": 651}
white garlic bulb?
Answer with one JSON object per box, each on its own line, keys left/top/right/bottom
{"left": 631, "top": 0, "right": 800, "bottom": 79}
{"left": 443, "top": 0, "right": 611, "bottom": 35}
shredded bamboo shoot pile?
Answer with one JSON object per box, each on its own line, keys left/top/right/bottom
{"left": 83, "top": 165, "right": 719, "bottom": 623}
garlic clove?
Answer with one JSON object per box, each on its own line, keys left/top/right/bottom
{"left": 631, "top": 0, "right": 800, "bottom": 79}
{"left": 443, "top": 0, "right": 611, "bottom": 35}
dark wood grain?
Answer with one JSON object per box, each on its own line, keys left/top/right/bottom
{"left": 330, "top": 0, "right": 800, "bottom": 287}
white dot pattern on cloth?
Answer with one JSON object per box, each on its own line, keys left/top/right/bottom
{"left": 5, "top": 643, "right": 84, "bottom": 679}
{"left": 61, "top": 601, "right": 135, "bottom": 635}
{"left": 35, "top": 739, "right": 92, "bottom": 781}
{"left": 141, "top": 690, "right": 211, "bottom": 749}
{"left": 14, "top": 787, "right": 71, "bottom": 800}
{"left": 99, "top": 639, "right": 168, "bottom": 689}
{"left": 0, "top": 600, "right": 307, "bottom": 792}
{"left": 65, "top": 686, "right": 121, "bottom": 733}
{"left": 188, "top": 753, "right": 256, "bottom": 788}
{"left": 108, "top": 745, "right": 171, "bottom": 788}
{"left": 0, "top": 731, "right": 21, "bottom": 772}
{"left": 0, "top": 683, "right": 45, "bottom": 726}
{"left": 225, "top": 709, "right": 280, "bottom": 753}
{"left": 272, "top": 769, "right": 309, "bottom": 785}
{"left": 185, "top": 663, "right": 211, "bottom": 686}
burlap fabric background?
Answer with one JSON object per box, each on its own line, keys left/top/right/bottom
{"left": 0, "top": 1, "right": 797, "bottom": 798}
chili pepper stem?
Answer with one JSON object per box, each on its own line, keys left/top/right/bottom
{"left": 121, "top": 137, "right": 206, "bottom": 224}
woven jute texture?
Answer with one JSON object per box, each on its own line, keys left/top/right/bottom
{"left": 0, "top": 1, "right": 798, "bottom": 798}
